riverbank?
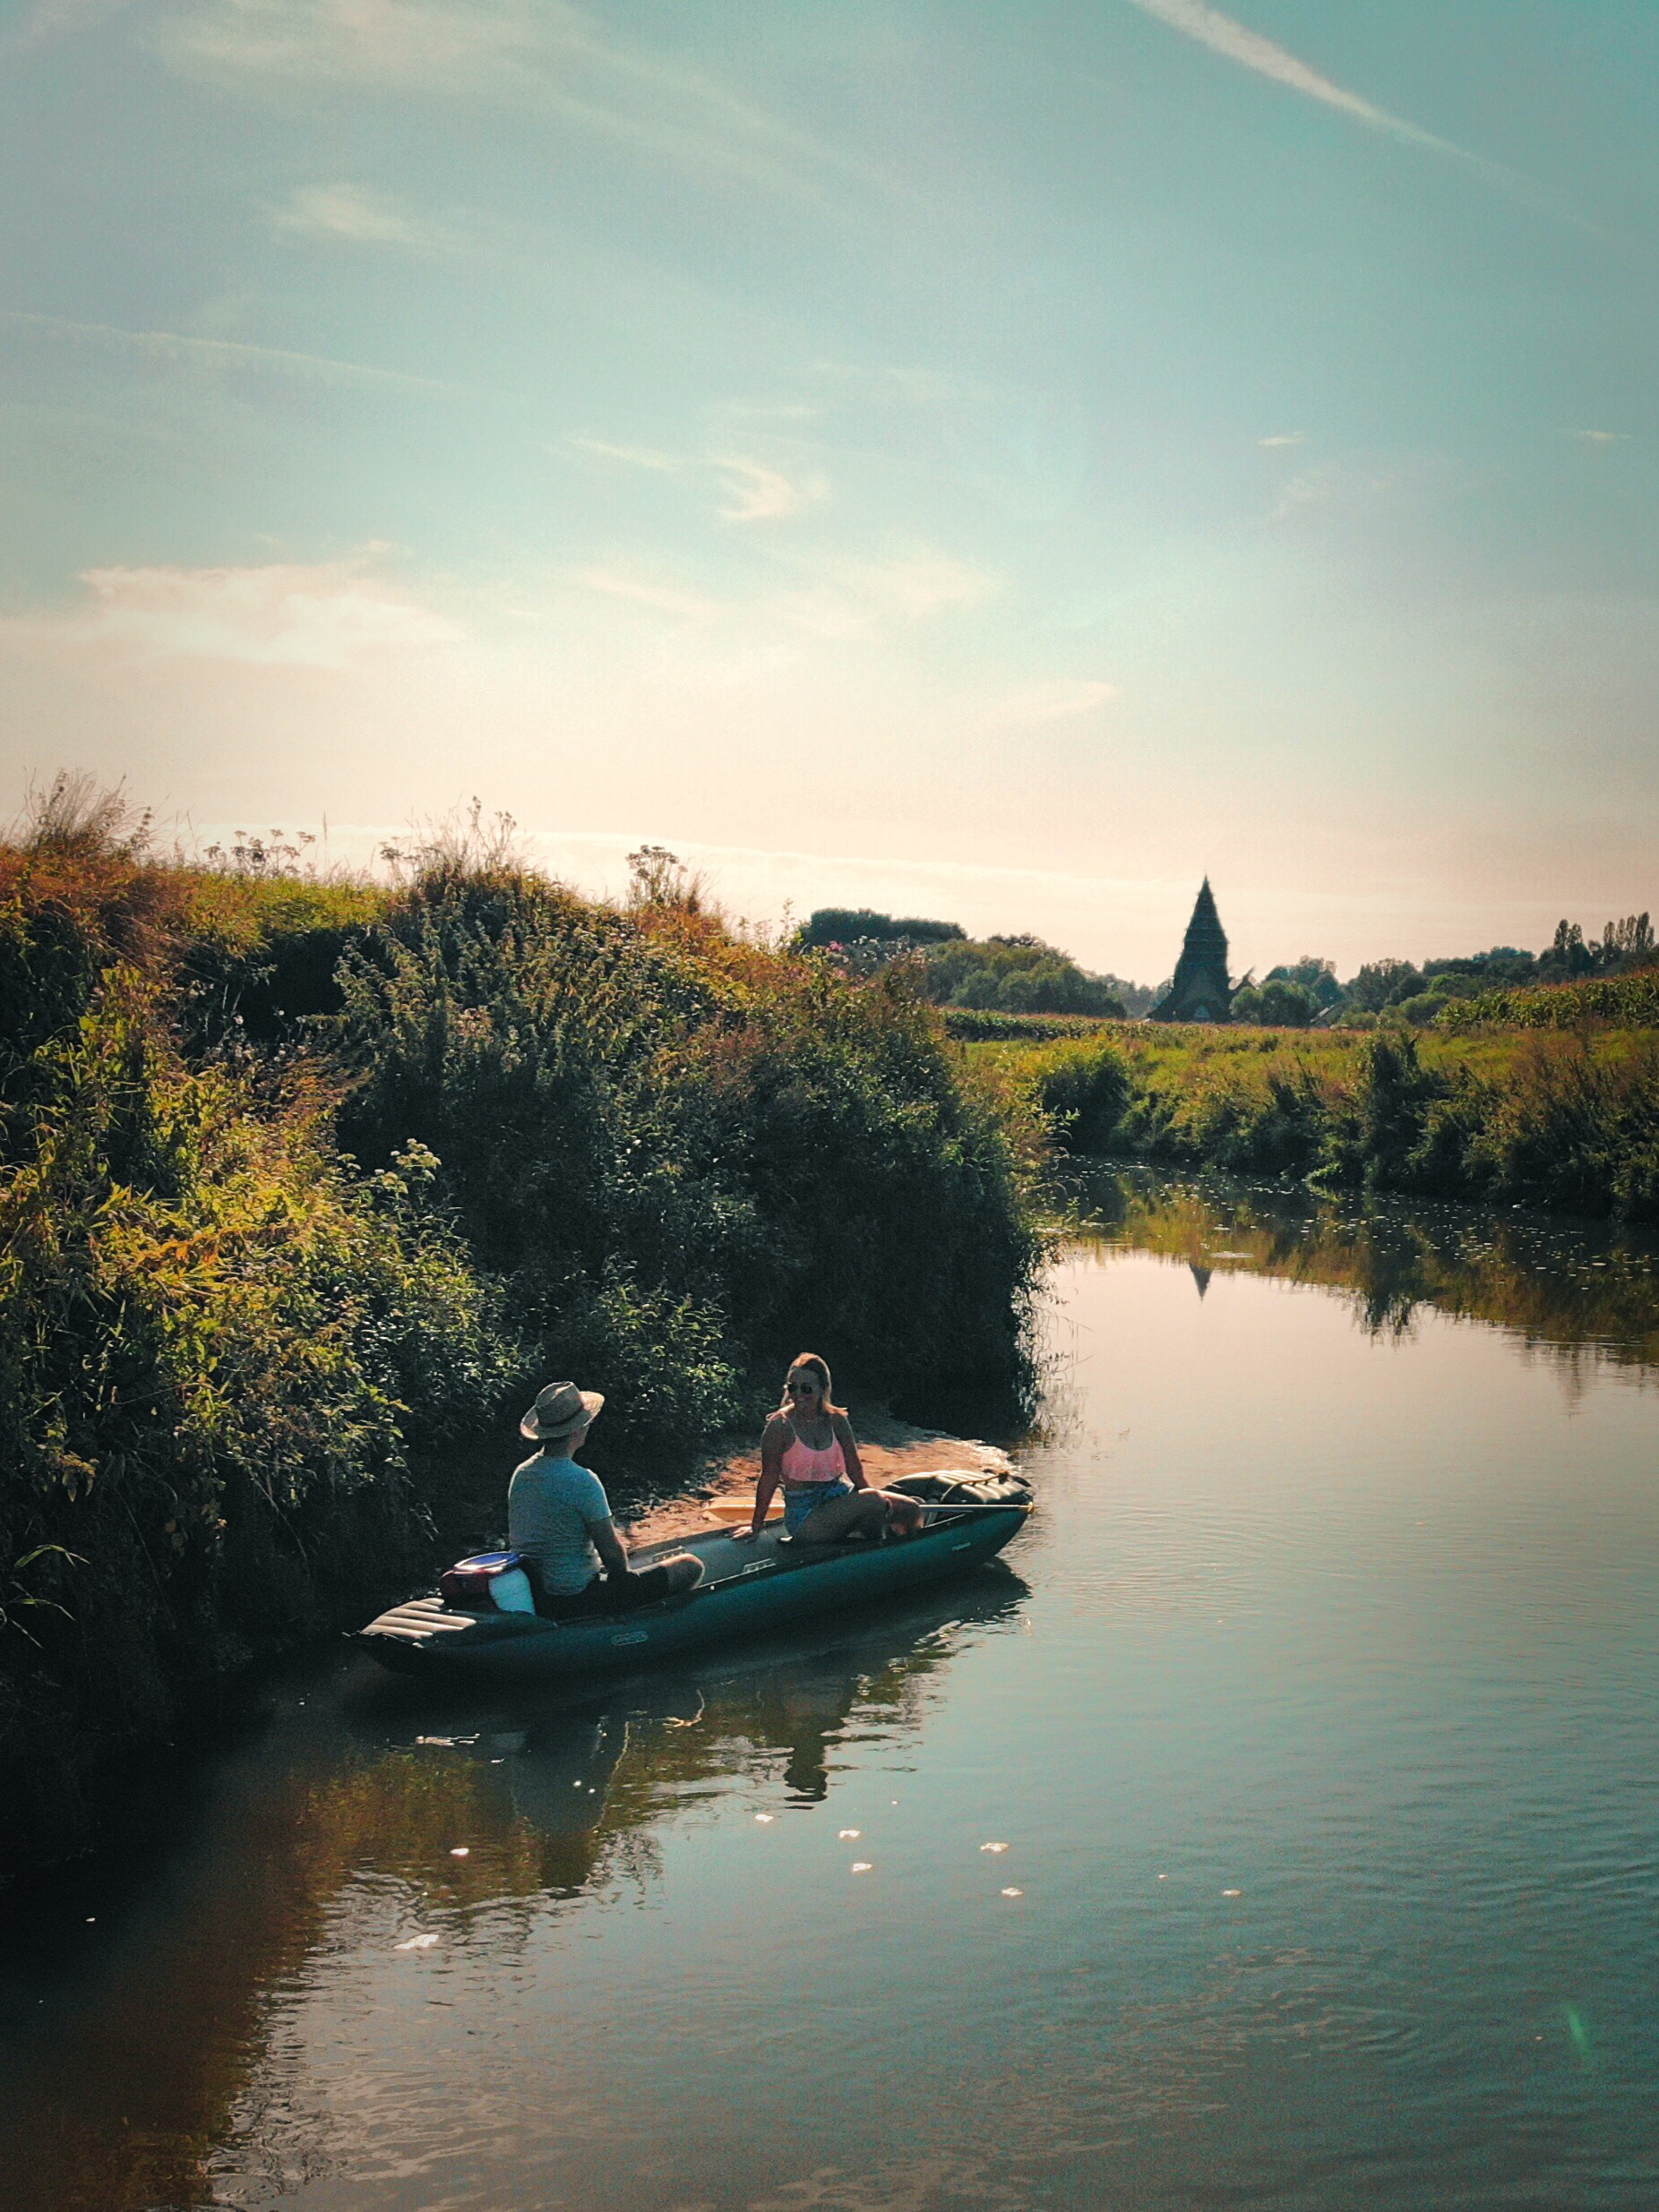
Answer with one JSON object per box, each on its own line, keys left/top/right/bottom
{"left": 973, "top": 1019, "right": 1659, "bottom": 1219}
{"left": 0, "top": 792, "right": 1040, "bottom": 1881}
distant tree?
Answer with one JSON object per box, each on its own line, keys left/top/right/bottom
{"left": 1536, "top": 919, "right": 1594, "bottom": 982}
{"left": 1346, "top": 958, "right": 1423, "bottom": 1013}
{"left": 796, "top": 907, "right": 965, "bottom": 950}
{"left": 1595, "top": 913, "right": 1655, "bottom": 971}
{"left": 1255, "top": 978, "right": 1314, "bottom": 1027}
{"left": 1266, "top": 956, "right": 1342, "bottom": 1010}
{"left": 918, "top": 935, "right": 1129, "bottom": 1016}
{"left": 1423, "top": 947, "right": 1537, "bottom": 990}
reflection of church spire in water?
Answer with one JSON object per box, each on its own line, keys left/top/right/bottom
{"left": 1189, "top": 1263, "right": 1212, "bottom": 1299}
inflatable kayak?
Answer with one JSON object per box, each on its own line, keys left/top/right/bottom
{"left": 357, "top": 1469, "right": 1033, "bottom": 1685}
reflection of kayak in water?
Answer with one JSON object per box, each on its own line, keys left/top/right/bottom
{"left": 357, "top": 1470, "right": 1033, "bottom": 1685}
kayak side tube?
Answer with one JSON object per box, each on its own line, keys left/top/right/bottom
{"left": 357, "top": 1469, "right": 1032, "bottom": 1684}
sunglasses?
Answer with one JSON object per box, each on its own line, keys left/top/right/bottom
{"left": 787, "top": 1378, "right": 821, "bottom": 1395}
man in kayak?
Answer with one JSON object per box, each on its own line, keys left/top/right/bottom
{"left": 509, "top": 1381, "right": 704, "bottom": 1616}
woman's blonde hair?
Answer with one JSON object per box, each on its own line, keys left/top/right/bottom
{"left": 778, "top": 1352, "right": 845, "bottom": 1418}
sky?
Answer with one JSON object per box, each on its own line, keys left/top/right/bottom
{"left": 2, "top": 0, "right": 1656, "bottom": 983}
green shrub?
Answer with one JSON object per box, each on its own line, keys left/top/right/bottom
{"left": 334, "top": 870, "right": 1038, "bottom": 1428}
{"left": 1032, "top": 1041, "right": 1132, "bottom": 1153}
{"left": 0, "top": 958, "right": 515, "bottom": 1871}
{"left": 0, "top": 807, "right": 1044, "bottom": 1875}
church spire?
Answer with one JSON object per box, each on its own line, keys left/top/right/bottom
{"left": 1151, "top": 880, "right": 1234, "bottom": 1024}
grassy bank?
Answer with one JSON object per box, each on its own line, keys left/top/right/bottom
{"left": 973, "top": 1018, "right": 1659, "bottom": 1219}
{"left": 1, "top": 795, "right": 1039, "bottom": 1878}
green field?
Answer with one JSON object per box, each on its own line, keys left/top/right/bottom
{"left": 963, "top": 1016, "right": 1659, "bottom": 1219}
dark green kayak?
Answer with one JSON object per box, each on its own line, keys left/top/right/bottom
{"left": 356, "top": 1470, "right": 1033, "bottom": 1685}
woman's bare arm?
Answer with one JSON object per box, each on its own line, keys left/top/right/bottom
{"left": 834, "top": 1413, "right": 867, "bottom": 1491}
{"left": 737, "top": 1415, "right": 788, "bottom": 1538}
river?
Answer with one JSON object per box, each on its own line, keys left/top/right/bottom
{"left": 4, "top": 1174, "right": 1659, "bottom": 2210}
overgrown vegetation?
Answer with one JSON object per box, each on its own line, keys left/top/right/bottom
{"left": 974, "top": 1018, "right": 1659, "bottom": 1220}
{"left": 0, "top": 785, "right": 1039, "bottom": 1877}
{"left": 795, "top": 907, "right": 1147, "bottom": 1015}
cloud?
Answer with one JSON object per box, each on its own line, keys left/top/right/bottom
{"left": 1258, "top": 433, "right": 1305, "bottom": 450}
{"left": 156, "top": 0, "right": 898, "bottom": 206}
{"left": 828, "top": 550, "right": 1000, "bottom": 622}
{"left": 1268, "top": 459, "right": 1392, "bottom": 524}
{"left": 1, "top": 557, "right": 463, "bottom": 668}
{"left": 4, "top": 0, "right": 134, "bottom": 52}
{"left": 564, "top": 541, "right": 999, "bottom": 640}
{"left": 1122, "top": 0, "right": 1486, "bottom": 165}
{"left": 1572, "top": 429, "right": 1626, "bottom": 447}
{"left": 1265, "top": 451, "right": 1473, "bottom": 527}
{"left": 982, "top": 678, "right": 1120, "bottom": 728}
{"left": 569, "top": 436, "right": 826, "bottom": 523}
{"left": 710, "top": 457, "right": 817, "bottom": 523}
{"left": 569, "top": 567, "right": 729, "bottom": 623}
{"left": 0, "top": 308, "right": 463, "bottom": 395}
{"left": 268, "top": 184, "right": 456, "bottom": 251}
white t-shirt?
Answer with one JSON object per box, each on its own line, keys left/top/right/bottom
{"left": 507, "top": 1453, "right": 613, "bottom": 1596}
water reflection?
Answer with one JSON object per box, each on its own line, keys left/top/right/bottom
{"left": 1070, "top": 1164, "right": 1659, "bottom": 1382}
{"left": 0, "top": 1569, "right": 1026, "bottom": 2212}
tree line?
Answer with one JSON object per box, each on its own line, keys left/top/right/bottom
{"left": 799, "top": 906, "right": 1655, "bottom": 1029}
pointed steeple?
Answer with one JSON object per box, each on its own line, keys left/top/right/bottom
{"left": 1151, "top": 879, "right": 1234, "bottom": 1024}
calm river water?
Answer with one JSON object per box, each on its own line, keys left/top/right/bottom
{"left": 5, "top": 1178, "right": 1659, "bottom": 2211}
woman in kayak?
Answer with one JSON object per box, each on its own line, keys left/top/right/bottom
{"left": 735, "top": 1354, "right": 924, "bottom": 1545}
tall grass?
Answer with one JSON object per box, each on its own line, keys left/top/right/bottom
{"left": 976, "top": 1020, "right": 1659, "bottom": 1221}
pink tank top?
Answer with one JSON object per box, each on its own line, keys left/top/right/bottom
{"left": 780, "top": 1423, "right": 847, "bottom": 1486}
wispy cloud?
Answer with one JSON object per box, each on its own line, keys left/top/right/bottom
{"left": 711, "top": 457, "right": 814, "bottom": 524}
{"left": 1258, "top": 433, "right": 1305, "bottom": 450}
{"left": 569, "top": 435, "right": 826, "bottom": 523}
{"left": 157, "top": 0, "right": 898, "bottom": 206}
{"left": 0, "top": 308, "right": 463, "bottom": 394}
{"left": 1572, "top": 429, "right": 1626, "bottom": 447}
{"left": 4, "top": 0, "right": 133, "bottom": 54}
{"left": 268, "top": 184, "right": 457, "bottom": 252}
{"left": 1122, "top": 0, "right": 1487, "bottom": 166}
{"left": 982, "top": 678, "right": 1120, "bottom": 728}
{"left": 569, "top": 567, "right": 729, "bottom": 623}
{"left": 827, "top": 550, "right": 1001, "bottom": 622}
{"left": 1, "top": 556, "right": 463, "bottom": 667}
{"left": 1266, "top": 451, "right": 1471, "bottom": 527}
{"left": 566, "top": 542, "right": 999, "bottom": 637}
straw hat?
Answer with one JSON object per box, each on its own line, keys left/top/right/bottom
{"left": 520, "top": 1380, "right": 605, "bottom": 1442}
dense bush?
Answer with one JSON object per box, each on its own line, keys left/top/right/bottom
{"left": 0, "top": 892, "right": 514, "bottom": 1870}
{"left": 1026, "top": 1041, "right": 1132, "bottom": 1153}
{"left": 918, "top": 935, "right": 1128, "bottom": 1016}
{"left": 335, "top": 867, "right": 1038, "bottom": 1428}
{"left": 2, "top": 804, "right": 1041, "bottom": 1874}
